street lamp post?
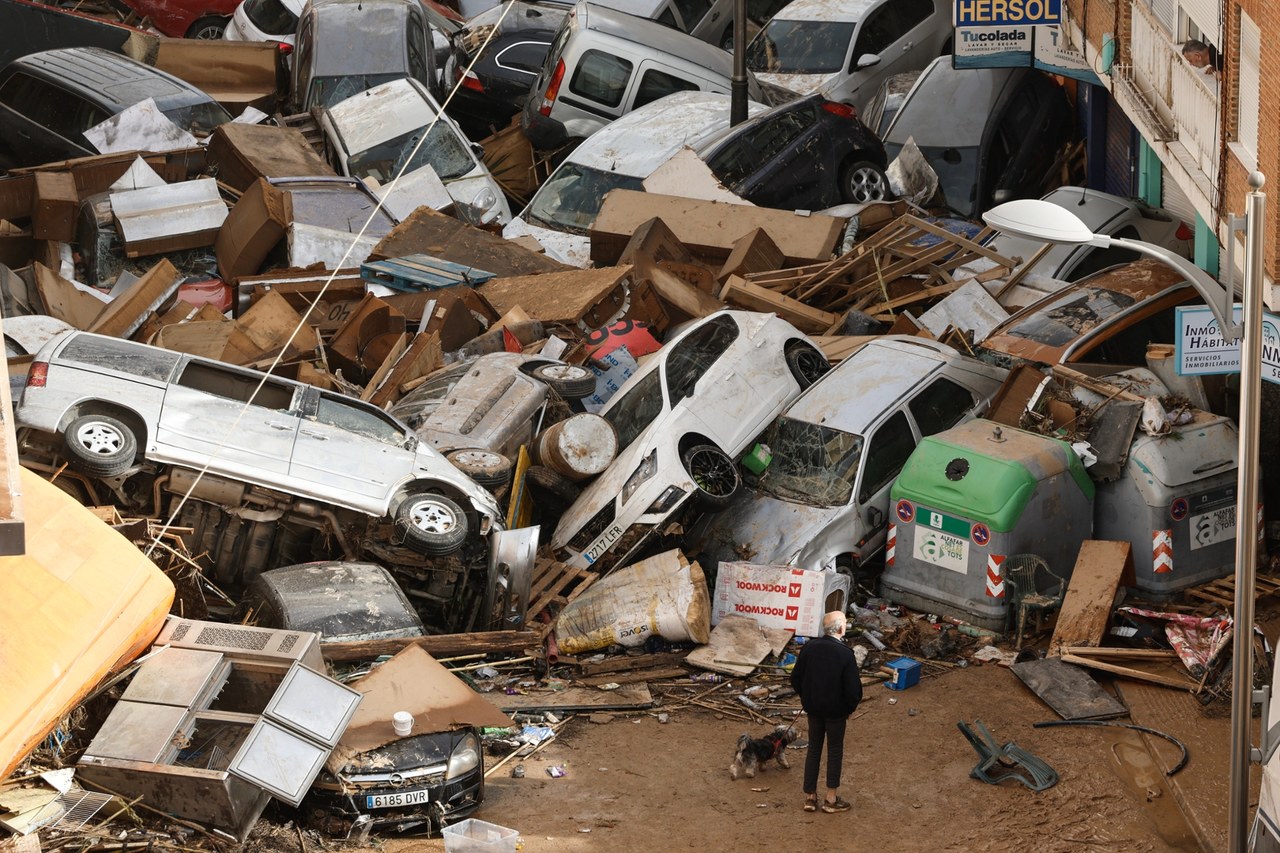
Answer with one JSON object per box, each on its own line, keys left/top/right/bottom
{"left": 985, "top": 182, "right": 1267, "bottom": 852}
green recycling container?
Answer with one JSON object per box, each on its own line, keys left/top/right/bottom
{"left": 881, "top": 419, "right": 1095, "bottom": 631}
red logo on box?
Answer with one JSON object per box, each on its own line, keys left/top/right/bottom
{"left": 785, "top": 606, "right": 799, "bottom": 621}
{"left": 789, "top": 583, "right": 802, "bottom": 598}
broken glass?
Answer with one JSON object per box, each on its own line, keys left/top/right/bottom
{"left": 756, "top": 417, "right": 862, "bottom": 507}
{"left": 525, "top": 164, "right": 645, "bottom": 234}
{"left": 1003, "top": 287, "right": 1138, "bottom": 347}
{"left": 349, "top": 121, "right": 475, "bottom": 184}
{"left": 746, "top": 20, "right": 855, "bottom": 73}
{"left": 603, "top": 369, "right": 663, "bottom": 453}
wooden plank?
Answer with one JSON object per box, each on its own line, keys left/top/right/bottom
{"left": 1050, "top": 540, "right": 1136, "bottom": 655}
{"left": 718, "top": 275, "right": 839, "bottom": 333}
{"left": 1060, "top": 654, "right": 1198, "bottom": 691}
{"left": 577, "top": 651, "right": 689, "bottom": 676}
{"left": 321, "top": 630, "right": 541, "bottom": 663}
{"left": 1011, "top": 657, "right": 1129, "bottom": 720}
{"left": 575, "top": 666, "right": 689, "bottom": 687}
{"left": 644, "top": 263, "right": 726, "bottom": 321}
{"left": 488, "top": 683, "right": 654, "bottom": 713}
{"left": 1060, "top": 647, "right": 1180, "bottom": 659}
{"left": 865, "top": 280, "right": 964, "bottom": 317}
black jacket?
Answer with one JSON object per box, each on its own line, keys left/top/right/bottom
{"left": 790, "top": 634, "right": 862, "bottom": 718}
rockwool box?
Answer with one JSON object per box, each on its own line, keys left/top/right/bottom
{"left": 712, "top": 562, "right": 848, "bottom": 638}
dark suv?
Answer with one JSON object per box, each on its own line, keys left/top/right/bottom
{"left": 0, "top": 47, "right": 231, "bottom": 170}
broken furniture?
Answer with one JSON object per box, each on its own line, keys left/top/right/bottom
{"left": 76, "top": 617, "right": 362, "bottom": 841}
{"left": 957, "top": 719, "right": 1058, "bottom": 791}
{"left": 1004, "top": 554, "right": 1066, "bottom": 648}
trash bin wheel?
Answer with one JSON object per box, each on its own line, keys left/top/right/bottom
{"left": 681, "top": 443, "right": 740, "bottom": 509}
{"left": 64, "top": 414, "right": 137, "bottom": 478}
{"left": 395, "top": 492, "right": 469, "bottom": 556}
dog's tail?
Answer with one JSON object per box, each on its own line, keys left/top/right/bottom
{"left": 736, "top": 733, "right": 751, "bottom": 751}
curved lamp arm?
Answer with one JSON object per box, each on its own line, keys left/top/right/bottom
{"left": 1102, "top": 236, "right": 1240, "bottom": 342}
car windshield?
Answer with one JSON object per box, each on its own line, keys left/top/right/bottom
{"left": 1000, "top": 287, "right": 1139, "bottom": 347}
{"left": 603, "top": 370, "right": 664, "bottom": 454}
{"left": 243, "top": 0, "right": 298, "bottom": 34}
{"left": 755, "top": 417, "right": 863, "bottom": 507}
{"left": 524, "top": 163, "right": 645, "bottom": 234}
{"left": 884, "top": 142, "right": 980, "bottom": 217}
{"left": 348, "top": 121, "right": 474, "bottom": 183}
{"left": 746, "top": 20, "right": 855, "bottom": 74}
{"left": 161, "top": 102, "right": 232, "bottom": 136}
{"left": 389, "top": 361, "right": 471, "bottom": 428}
{"left": 310, "top": 74, "right": 404, "bottom": 110}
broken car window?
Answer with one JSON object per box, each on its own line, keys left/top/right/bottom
{"left": 310, "top": 73, "right": 404, "bottom": 110}
{"left": 858, "top": 410, "right": 915, "bottom": 503}
{"left": 314, "top": 395, "right": 408, "bottom": 445}
{"left": 603, "top": 369, "right": 664, "bottom": 453}
{"left": 348, "top": 120, "right": 474, "bottom": 183}
{"left": 1002, "top": 287, "right": 1139, "bottom": 347}
{"left": 706, "top": 107, "right": 816, "bottom": 188}
{"left": 663, "top": 314, "right": 739, "bottom": 406}
{"left": 909, "top": 378, "right": 975, "bottom": 437}
{"left": 756, "top": 417, "right": 863, "bottom": 507}
{"left": 525, "top": 164, "right": 645, "bottom": 234}
{"left": 746, "top": 20, "right": 855, "bottom": 74}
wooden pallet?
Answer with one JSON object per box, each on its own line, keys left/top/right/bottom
{"left": 526, "top": 557, "right": 598, "bottom": 636}
{"left": 1184, "top": 573, "right": 1280, "bottom": 607}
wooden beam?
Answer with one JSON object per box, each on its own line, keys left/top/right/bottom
{"left": 321, "top": 630, "right": 541, "bottom": 663}
{"left": 1060, "top": 654, "right": 1198, "bottom": 691}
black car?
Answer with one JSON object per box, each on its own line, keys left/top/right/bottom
{"left": 0, "top": 47, "right": 231, "bottom": 170}
{"left": 697, "top": 93, "right": 891, "bottom": 209}
{"left": 445, "top": 1, "right": 567, "bottom": 140}
{"left": 882, "top": 57, "right": 1076, "bottom": 219}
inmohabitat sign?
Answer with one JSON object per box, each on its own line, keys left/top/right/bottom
{"left": 1175, "top": 304, "right": 1280, "bottom": 384}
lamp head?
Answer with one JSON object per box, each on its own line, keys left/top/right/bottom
{"left": 983, "top": 198, "right": 1098, "bottom": 245}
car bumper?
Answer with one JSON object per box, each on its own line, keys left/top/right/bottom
{"left": 307, "top": 770, "right": 483, "bottom": 836}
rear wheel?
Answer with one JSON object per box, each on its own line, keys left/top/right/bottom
{"left": 681, "top": 444, "right": 740, "bottom": 509}
{"left": 785, "top": 344, "right": 830, "bottom": 389}
{"left": 840, "top": 160, "right": 891, "bottom": 204}
{"left": 186, "top": 15, "right": 228, "bottom": 38}
{"left": 446, "top": 448, "right": 513, "bottom": 490}
{"left": 64, "top": 414, "right": 137, "bottom": 478}
{"left": 395, "top": 493, "right": 469, "bottom": 556}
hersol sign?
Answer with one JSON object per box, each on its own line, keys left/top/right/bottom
{"left": 954, "top": 0, "right": 1061, "bottom": 26}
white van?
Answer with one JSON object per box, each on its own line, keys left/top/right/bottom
{"left": 521, "top": 1, "right": 764, "bottom": 150}
{"left": 504, "top": 90, "right": 766, "bottom": 265}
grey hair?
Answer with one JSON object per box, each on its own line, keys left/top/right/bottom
{"left": 824, "top": 619, "right": 846, "bottom": 636}
{"left": 1182, "top": 39, "right": 1209, "bottom": 54}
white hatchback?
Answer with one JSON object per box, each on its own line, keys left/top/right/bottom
{"left": 745, "top": 0, "right": 951, "bottom": 111}
{"left": 551, "top": 310, "right": 829, "bottom": 571}
{"left": 224, "top": 0, "right": 305, "bottom": 45}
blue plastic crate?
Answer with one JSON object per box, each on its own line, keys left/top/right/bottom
{"left": 884, "top": 656, "right": 921, "bottom": 691}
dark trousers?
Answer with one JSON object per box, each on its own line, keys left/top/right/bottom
{"left": 803, "top": 714, "right": 847, "bottom": 793}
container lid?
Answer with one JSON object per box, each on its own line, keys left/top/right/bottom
{"left": 1128, "top": 411, "right": 1237, "bottom": 488}
{"left": 892, "top": 420, "right": 1094, "bottom": 531}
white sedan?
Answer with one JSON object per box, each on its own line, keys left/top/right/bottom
{"left": 551, "top": 310, "right": 829, "bottom": 571}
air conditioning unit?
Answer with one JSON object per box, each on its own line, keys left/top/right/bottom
{"left": 154, "top": 617, "right": 323, "bottom": 671}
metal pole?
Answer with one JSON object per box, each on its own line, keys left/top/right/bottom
{"left": 1230, "top": 170, "right": 1266, "bottom": 853}
{"left": 730, "top": 0, "right": 747, "bottom": 126}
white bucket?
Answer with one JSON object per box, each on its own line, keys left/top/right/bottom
{"left": 392, "top": 711, "right": 414, "bottom": 737}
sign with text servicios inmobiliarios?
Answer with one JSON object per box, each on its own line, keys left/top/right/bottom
{"left": 1175, "top": 304, "right": 1280, "bottom": 385}
{"left": 953, "top": 0, "right": 1061, "bottom": 27}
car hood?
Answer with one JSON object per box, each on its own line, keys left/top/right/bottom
{"left": 331, "top": 730, "right": 468, "bottom": 776}
{"left": 755, "top": 71, "right": 834, "bottom": 96}
{"left": 702, "top": 490, "right": 839, "bottom": 570}
{"left": 502, "top": 217, "right": 591, "bottom": 267}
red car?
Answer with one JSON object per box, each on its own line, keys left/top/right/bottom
{"left": 119, "top": 0, "right": 239, "bottom": 38}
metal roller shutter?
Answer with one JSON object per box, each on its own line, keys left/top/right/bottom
{"left": 1104, "top": 93, "right": 1135, "bottom": 197}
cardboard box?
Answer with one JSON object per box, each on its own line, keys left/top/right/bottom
{"left": 32, "top": 172, "right": 77, "bottom": 243}
{"left": 89, "top": 259, "right": 182, "bottom": 340}
{"left": 111, "top": 178, "right": 227, "bottom": 258}
{"left": 215, "top": 179, "right": 292, "bottom": 283}
{"left": 207, "top": 123, "right": 335, "bottom": 194}
{"left": 152, "top": 39, "right": 282, "bottom": 116}
{"left": 478, "top": 266, "right": 636, "bottom": 329}
{"left": 370, "top": 206, "right": 569, "bottom": 277}
{"left": 15, "top": 150, "right": 206, "bottom": 198}
{"left": 0, "top": 221, "right": 33, "bottom": 270}
{"left": 711, "top": 562, "right": 844, "bottom": 638}
{"left": 590, "top": 190, "right": 845, "bottom": 267}
{"left": 0, "top": 175, "right": 34, "bottom": 224}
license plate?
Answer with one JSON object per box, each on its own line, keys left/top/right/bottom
{"left": 365, "top": 788, "right": 430, "bottom": 809}
{"left": 1190, "top": 505, "right": 1235, "bottom": 550}
{"left": 913, "top": 528, "right": 969, "bottom": 574}
{"left": 583, "top": 522, "right": 625, "bottom": 564}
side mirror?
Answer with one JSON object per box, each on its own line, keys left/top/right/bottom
{"left": 472, "top": 142, "right": 485, "bottom": 159}
{"left": 856, "top": 53, "right": 881, "bottom": 69}
{"left": 866, "top": 505, "right": 884, "bottom": 529}
{"left": 992, "top": 188, "right": 1014, "bottom": 206}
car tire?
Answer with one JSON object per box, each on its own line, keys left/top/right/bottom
{"left": 446, "top": 448, "right": 514, "bottom": 490}
{"left": 530, "top": 363, "right": 597, "bottom": 400}
{"left": 681, "top": 443, "right": 740, "bottom": 509}
{"left": 186, "top": 15, "right": 228, "bottom": 38}
{"left": 840, "top": 160, "right": 892, "bottom": 204}
{"left": 784, "top": 343, "right": 830, "bottom": 389}
{"left": 524, "top": 464, "right": 581, "bottom": 503}
{"left": 64, "top": 414, "right": 137, "bottom": 478}
{"left": 395, "top": 493, "right": 470, "bottom": 556}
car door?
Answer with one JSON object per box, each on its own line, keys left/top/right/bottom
{"left": 154, "top": 359, "right": 301, "bottom": 480}
{"left": 663, "top": 315, "right": 760, "bottom": 454}
{"left": 288, "top": 390, "right": 417, "bottom": 511}
{"left": 721, "top": 104, "right": 824, "bottom": 208}
{"left": 834, "top": 0, "right": 935, "bottom": 108}
{"left": 853, "top": 408, "right": 919, "bottom": 554}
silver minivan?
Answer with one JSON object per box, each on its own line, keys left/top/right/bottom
{"left": 521, "top": 1, "right": 763, "bottom": 149}
{"left": 692, "top": 336, "right": 1007, "bottom": 575}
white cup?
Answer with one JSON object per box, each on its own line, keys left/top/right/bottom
{"left": 392, "top": 711, "right": 414, "bottom": 736}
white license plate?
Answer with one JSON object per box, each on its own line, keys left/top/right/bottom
{"left": 365, "top": 788, "right": 430, "bottom": 809}
{"left": 1190, "top": 505, "right": 1235, "bottom": 550}
{"left": 583, "top": 522, "right": 626, "bottom": 564}
{"left": 913, "top": 529, "right": 969, "bottom": 574}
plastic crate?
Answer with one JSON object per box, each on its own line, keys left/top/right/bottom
{"left": 884, "top": 657, "right": 921, "bottom": 691}
{"left": 442, "top": 818, "right": 519, "bottom": 853}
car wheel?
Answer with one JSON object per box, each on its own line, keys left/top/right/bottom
{"left": 840, "top": 160, "right": 892, "bottom": 204}
{"left": 785, "top": 344, "right": 830, "bottom": 389}
{"left": 681, "top": 444, "right": 740, "bottom": 509}
{"left": 446, "top": 448, "right": 514, "bottom": 490}
{"left": 186, "top": 15, "right": 228, "bottom": 38}
{"left": 524, "top": 464, "right": 581, "bottom": 503}
{"left": 530, "top": 363, "right": 597, "bottom": 400}
{"left": 395, "top": 493, "right": 469, "bottom": 556}
{"left": 64, "top": 414, "right": 137, "bottom": 478}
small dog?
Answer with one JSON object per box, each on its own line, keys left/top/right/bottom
{"left": 729, "top": 725, "right": 797, "bottom": 779}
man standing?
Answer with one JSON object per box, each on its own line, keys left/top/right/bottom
{"left": 790, "top": 610, "right": 862, "bottom": 813}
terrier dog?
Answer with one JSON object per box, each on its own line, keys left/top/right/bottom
{"left": 729, "top": 724, "right": 797, "bottom": 779}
